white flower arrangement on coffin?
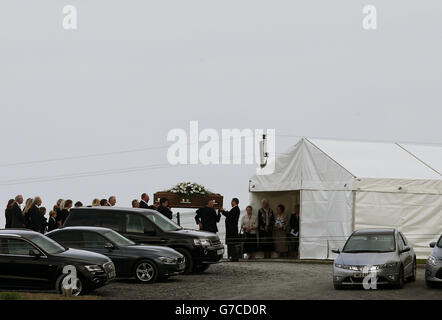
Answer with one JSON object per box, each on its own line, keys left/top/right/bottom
{"left": 166, "top": 182, "right": 211, "bottom": 197}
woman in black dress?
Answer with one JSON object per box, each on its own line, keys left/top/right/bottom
{"left": 4, "top": 199, "right": 15, "bottom": 228}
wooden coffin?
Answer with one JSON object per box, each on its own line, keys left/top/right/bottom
{"left": 153, "top": 192, "right": 223, "bottom": 209}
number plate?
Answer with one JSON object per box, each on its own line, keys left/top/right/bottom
{"left": 217, "top": 249, "right": 224, "bottom": 255}
{"left": 353, "top": 273, "right": 368, "bottom": 278}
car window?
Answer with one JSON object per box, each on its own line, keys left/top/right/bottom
{"left": 98, "top": 212, "right": 122, "bottom": 232}
{"left": 66, "top": 210, "right": 97, "bottom": 227}
{"left": 397, "top": 234, "right": 404, "bottom": 251}
{"left": 28, "top": 234, "right": 65, "bottom": 254}
{"left": 5, "top": 239, "right": 36, "bottom": 256}
{"left": 82, "top": 231, "right": 107, "bottom": 248}
{"left": 50, "top": 231, "right": 84, "bottom": 248}
{"left": 438, "top": 236, "right": 442, "bottom": 248}
{"left": 0, "top": 239, "right": 8, "bottom": 254}
{"left": 125, "top": 213, "right": 154, "bottom": 234}
{"left": 399, "top": 232, "right": 408, "bottom": 246}
{"left": 103, "top": 230, "right": 135, "bottom": 247}
{"left": 145, "top": 212, "right": 181, "bottom": 232}
{"left": 343, "top": 234, "right": 395, "bottom": 253}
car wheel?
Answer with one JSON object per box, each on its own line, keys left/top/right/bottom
{"left": 56, "top": 274, "right": 85, "bottom": 296}
{"left": 175, "top": 248, "right": 193, "bottom": 274}
{"left": 426, "top": 279, "right": 437, "bottom": 288}
{"left": 407, "top": 260, "right": 417, "bottom": 282}
{"left": 134, "top": 259, "right": 158, "bottom": 283}
{"left": 193, "top": 264, "right": 210, "bottom": 273}
{"left": 333, "top": 282, "right": 344, "bottom": 290}
{"left": 394, "top": 266, "right": 405, "bottom": 289}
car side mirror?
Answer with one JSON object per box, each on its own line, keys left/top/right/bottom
{"left": 331, "top": 248, "right": 340, "bottom": 254}
{"left": 29, "top": 249, "right": 42, "bottom": 258}
{"left": 104, "top": 242, "right": 115, "bottom": 250}
{"left": 429, "top": 242, "right": 436, "bottom": 248}
{"left": 400, "top": 246, "right": 411, "bottom": 253}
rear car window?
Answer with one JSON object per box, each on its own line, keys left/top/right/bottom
{"left": 66, "top": 210, "right": 123, "bottom": 232}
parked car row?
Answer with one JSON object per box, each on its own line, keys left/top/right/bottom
{"left": 332, "top": 228, "right": 442, "bottom": 289}
{"left": 0, "top": 207, "right": 225, "bottom": 295}
{"left": 0, "top": 209, "right": 440, "bottom": 296}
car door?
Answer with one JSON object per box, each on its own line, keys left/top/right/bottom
{"left": 398, "top": 232, "right": 413, "bottom": 275}
{"left": 81, "top": 231, "right": 131, "bottom": 277}
{"left": 1, "top": 238, "right": 53, "bottom": 289}
{"left": 0, "top": 237, "right": 14, "bottom": 288}
{"left": 124, "top": 213, "right": 163, "bottom": 245}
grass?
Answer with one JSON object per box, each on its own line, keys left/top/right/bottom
{"left": 0, "top": 291, "right": 103, "bottom": 300}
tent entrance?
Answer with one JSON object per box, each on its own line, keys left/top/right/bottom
{"left": 249, "top": 190, "right": 301, "bottom": 259}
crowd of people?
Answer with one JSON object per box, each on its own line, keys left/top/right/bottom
{"left": 4, "top": 194, "right": 300, "bottom": 260}
{"left": 193, "top": 198, "right": 300, "bottom": 261}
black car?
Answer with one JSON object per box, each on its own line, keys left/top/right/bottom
{"left": 63, "top": 207, "right": 224, "bottom": 273}
{"left": 0, "top": 229, "right": 115, "bottom": 296}
{"left": 47, "top": 226, "right": 185, "bottom": 283}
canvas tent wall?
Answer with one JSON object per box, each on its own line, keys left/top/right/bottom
{"left": 249, "top": 138, "right": 442, "bottom": 259}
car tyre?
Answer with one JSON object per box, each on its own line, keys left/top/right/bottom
{"left": 426, "top": 279, "right": 437, "bottom": 288}
{"left": 407, "top": 259, "right": 417, "bottom": 282}
{"left": 175, "top": 248, "right": 193, "bottom": 274}
{"left": 333, "top": 282, "right": 344, "bottom": 290}
{"left": 393, "top": 266, "right": 405, "bottom": 289}
{"left": 56, "top": 273, "right": 86, "bottom": 296}
{"left": 134, "top": 259, "right": 158, "bottom": 283}
{"left": 193, "top": 264, "right": 210, "bottom": 273}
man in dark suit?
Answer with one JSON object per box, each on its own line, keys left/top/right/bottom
{"left": 11, "top": 195, "right": 26, "bottom": 228}
{"left": 29, "top": 197, "right": 44, "bottom": 233}
{"left": 139, "top": 193, "right": 155, "bottom": 209}
{"left": 157, "top": 198, "right": 173, "bottom": 220}
{"left": 195, "top": 200, "right": 221, "bottom": 233}
{"left": 220, "top": 198, "right": 241, "bottom": 262}
{"left": 289, "top": 204, "right": 300, "bottom": 257}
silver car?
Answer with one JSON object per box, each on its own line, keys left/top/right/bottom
{"left": 425, "top": 235, "right": 442, "bottom": 288}
{"left": 332, "top": 228, "right": 416, "bottom": 289}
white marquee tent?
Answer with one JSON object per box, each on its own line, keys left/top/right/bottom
{"left": 249, "top": 138, "right": 442, "bottom": 259}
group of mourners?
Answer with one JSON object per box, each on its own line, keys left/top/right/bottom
{"left": 194, "top": 198, "right": 300, "bottom": 261}
{"left": 4, "top": 193, "right": 300, "bottom": 261}
{"left": 4, "top": 195, "right": 79, "bottom": 234}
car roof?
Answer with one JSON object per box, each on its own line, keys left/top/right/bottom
{"left": 353, "top": 228, "right": 396, "bottom": 235}
{"left": 71, "top": 206, "right": 157, "bottom": 215}
{"left": 53, "top": 226, "right": 112, "bottom": 234}
{"left": 0, "top": 229, "right": 42, "bottom": 238}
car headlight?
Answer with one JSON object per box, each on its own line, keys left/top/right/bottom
{"left": 194, "top": 239, "right": 211, "bottom": 246}
{"left": 376, "top": 262, "right": 399, "bottom": 269}
{"left": 158, "top": 257, "right": 178, "bottom": 264}
{"left": 428, "top": 255, "right": 438, "bottom": 266}
{"left": 334, "top": 263, "right": 350, "bottom": 270}
{"left": 84, "top": 265, "right": 103, "bottom": 272}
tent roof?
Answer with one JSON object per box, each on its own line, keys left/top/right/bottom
{"left": 308, "top": 138, "right": 441, "bottom": 180}
{"left": 250, "top": 138, "right": 441, "bottom": 193}
{"left": 399, "top": 143, "right": 442, "bottom": 175}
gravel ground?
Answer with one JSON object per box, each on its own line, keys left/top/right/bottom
{"left": 95, "top": 262, "right": 441, "bottom": 300}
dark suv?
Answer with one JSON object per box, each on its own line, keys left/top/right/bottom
{"left": 63, "top": 207, "right": 224, "bottom": 273}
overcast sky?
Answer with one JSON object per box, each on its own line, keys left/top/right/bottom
{"left": 1, "top": 1, "right": 441, "bottom": 227}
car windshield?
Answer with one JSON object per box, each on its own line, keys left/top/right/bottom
{"left": 104, "top": 230, "right": 135, "bottom": 247}
{"left": 343, "top": 234, "right": 395, "bottom": 253}
{"left": 28, "top": 234, "right": 66, "bottom": 255}
{"left": 146, "top": 213, "right": 182, "bottom": 232}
